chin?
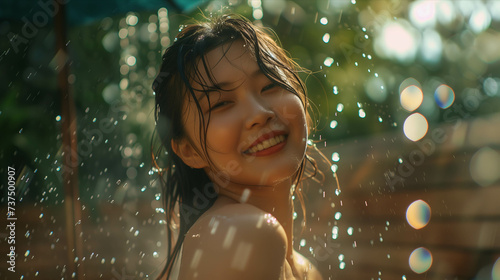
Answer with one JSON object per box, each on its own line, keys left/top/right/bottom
{"left": 259, "top": 158, "right": 304, "bottom": 186}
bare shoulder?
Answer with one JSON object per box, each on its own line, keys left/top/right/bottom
{"left": 294, "top": 250, "right": 324, "bottom": 280}
{"left": 178, "top": 202, "right": 287, "bottom": 280}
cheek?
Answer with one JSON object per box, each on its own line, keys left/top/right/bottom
{"left": 204, "top": 114, "right": 241, "bottom": 152}
{"left": 274, "top": 94, "right": 307, "bottom": 132}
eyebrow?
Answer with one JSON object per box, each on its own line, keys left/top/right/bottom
{"left": 196, "top": 68, "right": 263, "bottom": 101}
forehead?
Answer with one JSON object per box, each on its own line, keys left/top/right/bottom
{"left": 197, "top": 40, "right": 258, "bottom": 86}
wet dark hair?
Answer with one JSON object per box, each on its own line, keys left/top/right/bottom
{"left": 151, "top": 14, "right": 322, "bottom": 279}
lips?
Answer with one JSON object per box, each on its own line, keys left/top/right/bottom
{"left": 243, "top": 131, "right": 288, "bottom": 154}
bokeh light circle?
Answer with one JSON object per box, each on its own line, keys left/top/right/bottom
{"left": 434, "top": 84, "right": 455, "bottom": 109}
{"left": 409, "top": 247, "right": 433, "bottom": 274}
{"left": 400, "top": 85, "right": 424, "bottom": 111}
{"left": 403, "top": 113, "right": 428, "bottom": 141}
{"left": 493, "top": 257, "right": 500, "bottom": 280}
{"left": 470, "top": 147, "right": 500, "bottom": 187}
{"left": 399, "top": 77, "right": 421, "bottom": 94}
{"left": 365, "top": 76, "right": 388, "bottom": 103}
{"left": 406, "top": 199, "right": 431, "bottom": 229}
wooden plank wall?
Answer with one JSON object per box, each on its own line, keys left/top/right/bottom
{"left": 297, "top": 113, "right": 500, "bottom": 279}
{"left": 4, "top": 114, "right": 500, "bottom": 279}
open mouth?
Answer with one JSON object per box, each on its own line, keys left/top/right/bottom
{"left": 244, "top": 134, "right": 287, "bottom": 154}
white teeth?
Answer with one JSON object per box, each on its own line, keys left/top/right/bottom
{"left": 246, "top": 135, "right": 286, "bottom": 154}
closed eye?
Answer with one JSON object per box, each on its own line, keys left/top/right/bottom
{"left": 209, "top": 101, "right": 231, "bottom": 111}
{"left": 262, "top": 83, "right": 278, "bottom": 92}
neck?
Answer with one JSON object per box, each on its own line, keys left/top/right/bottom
{"left": 217, "top": 179, "right": 297, "bottom": 263}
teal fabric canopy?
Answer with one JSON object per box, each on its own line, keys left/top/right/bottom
{"left": 0, "top": 0, "right": 206, "bottom": 25}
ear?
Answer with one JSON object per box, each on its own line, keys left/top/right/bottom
{"left": 171, "top": 138, "right": 208, "bottom": 169}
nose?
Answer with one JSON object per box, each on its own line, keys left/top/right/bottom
{"left": 244, "top": 94, "right": 275, "bottom": 129}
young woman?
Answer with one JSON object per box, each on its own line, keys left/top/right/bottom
{"left": 152, "top": 14, "right": 326, "bottom": 280}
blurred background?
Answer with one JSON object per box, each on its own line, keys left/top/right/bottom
{"left": 1, "top": 0, "right": 500, "bottom": 279}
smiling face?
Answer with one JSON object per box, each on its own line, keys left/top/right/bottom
{"left": 173, "top": 40, "right": 308, "bottom": 187}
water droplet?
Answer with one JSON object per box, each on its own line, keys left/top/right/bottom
{"left": 358, "top": 109, "right": 366, "bottom": 118}
{"left": 331, "top": 164, "right": 338, "bottom": 173}
{"left": 336, "top": 103, "right": 344, "bottom": 112}
{"left": 347, "top": 227, "right": 354, "bottom": 235}
{"left": 39, "top": 213, "right": 44, "bottom": 219}
{"left": 324, "top": 57, "right": 334, "bottom": 67}
{"left": 92, "top": 118, "right": 97, "bottom": 123}
{"left": 320, "top": 17, "right": 328, "bottom": 25}
{"left": 332, "top": 226, "right": 339, "bottom": 239}
{"left": 330, "top": 120, "right": 338, "bottom": 129}
{"left": 55, "top": 115, "right": 61, "bottom": 122}
{"left": 322, "top": 33, "right": 330, "bottom": 43}
{"left": 155, "top": 193, "right": 161, "bottom": 200}
{"left": 111, "top": 257, "right": 116, "bottom": 264}
{"left": 331, "top": 152, "right": 340, "bottom": 162}
{"left": 153, "top": 252, "right": 159, "bottom": 258}
{"left": 334, "top": 212, "right": 342, "bottom": 220}
{"left": 300, "top": 239, "right": 306, "bottom": 247}
{"left": 25, "top": 250, "right": 30, "bottom": 257}
{"left": 333, "top": 86, "right": 339, "bottom": 95}
{"left": 19, "top": 128, "right": 23, "bottom": 133}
